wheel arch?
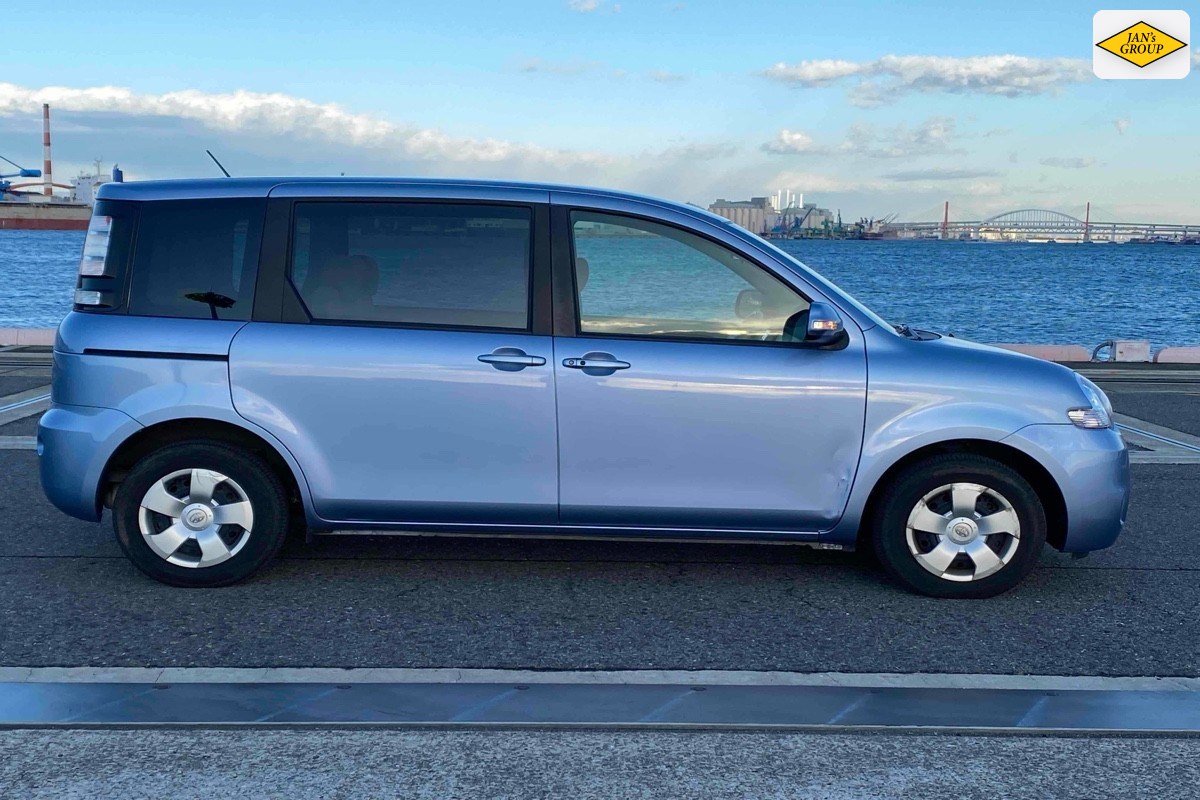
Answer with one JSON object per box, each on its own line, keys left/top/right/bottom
{"left": 99, "top": 417, "right": 309, "bottom": 516}
{"left": 855, "top": 439, "right": 1069, "bottom": 552}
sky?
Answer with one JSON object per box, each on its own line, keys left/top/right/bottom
{"left": 0, "top": 0, "right": 1196, "bottom": 222}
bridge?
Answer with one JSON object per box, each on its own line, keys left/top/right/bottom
{"left": 884, "top": 208, "right": 1200, "bottom": 243}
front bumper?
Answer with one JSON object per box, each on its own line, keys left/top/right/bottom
{"left": 1002, "top": 423, "right": 1130, "bottom": 553}
{"left": 38, "top": 403, "right": 143, "bottom": 522}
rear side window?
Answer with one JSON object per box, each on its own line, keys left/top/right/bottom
{"left": 290, "top": 202, "right": 532, "bottom": 331}
{"left": 127, "top": 199, "right": 265, "bottom": 320}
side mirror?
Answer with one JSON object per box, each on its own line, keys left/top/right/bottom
{"left": 804, "top": 302, "right": 845, "bottom": 346}
{"left": 734, "top": 289, "right": 765, "bottom": 319}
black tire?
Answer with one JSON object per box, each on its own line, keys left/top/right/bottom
{"left": 113, "top": 441, "right": 289, "bottom": 587}
{"left": 871, "top": 453, "right": 1047, "bottom": 598}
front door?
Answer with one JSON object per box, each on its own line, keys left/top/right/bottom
{"left": 231, "top": 199, "right": 558, "bottom": 525}
{"left": 553, "top": 208, "right": 867, "bottom": 532}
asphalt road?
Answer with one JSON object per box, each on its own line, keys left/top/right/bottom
{"left": 3, "top": 446, "right": 1198, "bottom": 675}
{"left": 1106, "top": 387, "right": 1200, "bottom": 438}
{"left": 3, "top": 729, "right": 1198, "bottom": 800}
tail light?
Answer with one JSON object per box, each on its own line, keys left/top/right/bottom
{"left": 74, "top": 201, "right": 134, "bottom": 311}
{"left": 79, "top": 213, "right": 113, "bottom": 277}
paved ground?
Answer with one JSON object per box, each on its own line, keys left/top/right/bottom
{"left": 0, "top": 416, "right": 38, "bottom": 436}
{"left": 2, "top": 729, "right": 1198, "bottom": 799}
{"left": 1, "top": 368, "right": 1199, "bottom": 674}
{"left": 0, "top": 376, "right": 49, "bottom": 396}
{"left": 1107, "top": 388, "right": 1200, "bottom": 438}
{"left": 3, "top": 360, "right": 1200, "bottom": 796}
{"left": 3, "top": 447, "right": 1198, "bottom": 674}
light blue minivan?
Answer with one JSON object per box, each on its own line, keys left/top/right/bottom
{"left": 40, "top": 178, "right": 1129, "bottom": 597}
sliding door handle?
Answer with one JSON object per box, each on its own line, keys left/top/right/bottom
{"left": 478, "top": 348, "right": 546, "bottom": 371}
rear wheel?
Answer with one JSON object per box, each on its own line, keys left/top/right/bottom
{"left": 113, "top": 441, "right": 289, "bottom": 587}
{"left": 871, "top": 454, "right": 1047, "bottom": 598}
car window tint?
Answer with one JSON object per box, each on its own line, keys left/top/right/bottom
{"left": 126, "top": 199, "right": 264, "bottom": 320}
{"left": 570, "top": 211, "right": 809, "bottom": 341}
{"left": 290, "top": 202, "right": 532, "bottom": 330}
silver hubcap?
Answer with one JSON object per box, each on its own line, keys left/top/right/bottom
{"left": 138, "top": 468, "right": 254, "bottom": 568}
{"left": 905, "top": 482, "right": 1020, "bottom": 582}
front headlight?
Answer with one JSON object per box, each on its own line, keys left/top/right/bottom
{"left": 1068, "top": 375, "right": 1112, "bottom": 429}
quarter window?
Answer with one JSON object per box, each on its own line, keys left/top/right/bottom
{"left": 570, "top": 211, "right": 809, "bottom": 342}
{"left": 290, "top": 202, "right": 532, "bottom": 330}
{"left": 127, "top": 199, "right": 264, "bottom": 320}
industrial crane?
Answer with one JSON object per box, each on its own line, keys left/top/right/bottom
{"left": 0, "top": 155, "right": 41, "bottom": 196}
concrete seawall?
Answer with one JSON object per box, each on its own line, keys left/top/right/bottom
{"left": 4, "top": 327, "right": 1200, "bottom": 363}
{"left": 0, "top": 328, "right": 56, "bottom": 347}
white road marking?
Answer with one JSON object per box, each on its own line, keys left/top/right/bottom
{"left": 1116, "top": 412, "right": 1200, "bottom": 464}
{"left": 0, "top": 387, "right": 51, "bottom": 428}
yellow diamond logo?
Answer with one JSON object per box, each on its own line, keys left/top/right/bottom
{"left": 1096, "top": 21, "right": 1188, "bottom": 68}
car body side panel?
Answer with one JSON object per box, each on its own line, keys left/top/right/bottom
{"left": 38, "top": 404, "right": 144, "bottom": 521}
{"left": 46, "top": 314, "right": 317, "bottom": 523}
{"left": 1001, "top": 424, "right": 1129, "bottom": 552}
{"left": 553, "top": 334, "right": 867, "bottom": 531}
{"left": 823, "top": 328, "right": 1127, "bottom": 549}
{"left": 229, "top": 322, "right": 560, "bottom": 525}
{"left": 54, "top": 312, "right": 246, "bottom": 358}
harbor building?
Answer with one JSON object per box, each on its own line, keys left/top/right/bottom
{"left": 708, "top": 195, "right": 835, "bottom": 236}
{"left": 708, "top": 197, "right": 778, "bottom": 234}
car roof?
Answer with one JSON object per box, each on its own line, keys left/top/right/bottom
{"left": 96, "top": 176, "right": 732, "bottom": 226}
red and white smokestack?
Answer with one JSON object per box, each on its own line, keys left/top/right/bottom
{"left": 42, "top": 103, "right": 53, "bottom": 198}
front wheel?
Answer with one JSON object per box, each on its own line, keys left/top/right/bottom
{"left": 113, "top": 441, "right": 290, "bottom": 587}
{"left": 871, "top": 454, "right": 1047, "bottom": 598}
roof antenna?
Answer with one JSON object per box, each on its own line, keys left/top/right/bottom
{"left": 205, "top": 150, "right": 231, "bottom": 178}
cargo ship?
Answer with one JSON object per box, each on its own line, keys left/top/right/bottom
{"left": 0, "top": 199, "right": 92, "bottom": 230}
{"left": 0, "top": 104, "right": 112, "bottom": 231}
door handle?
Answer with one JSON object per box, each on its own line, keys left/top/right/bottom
{"left": 562, "top": 352, "right": 631, "bottom": 372}
{"left": 478, "top": 348, "right": 546, "bottom": 371}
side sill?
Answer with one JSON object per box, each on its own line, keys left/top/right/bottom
{"left": 311, "top": 525, "right": 849, "bottom": 550}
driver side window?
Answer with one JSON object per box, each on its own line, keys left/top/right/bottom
{"left": 570, "top": 211, "right": 809, "bottom": 342}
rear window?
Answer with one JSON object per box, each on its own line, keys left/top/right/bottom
{"left": 126, "top": 199, "right": 265, "bottom": 320}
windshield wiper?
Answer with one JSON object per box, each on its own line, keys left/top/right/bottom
{"left": 893, "top": 323, "right": 915, "bottom": 338}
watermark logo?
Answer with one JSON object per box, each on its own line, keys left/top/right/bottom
{"left": 1094, "top": 10, "right": 1190, "bottom": 79}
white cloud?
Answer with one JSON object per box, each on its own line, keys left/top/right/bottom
{"left": 1039, "top": 156, "right": 1096, "bottom": 169}
{"left": 0, "top": 82, "right": 609, "bottom": 170}
{"left": 647, "top": 69, "right": 687, "bottom": 83}
{"left": 568, "top": 0, "right": 619, "bottom": 12}
{"left": 763, "top": 116, "right": 961, "bottom": 159}
{"left": 1113, "top": 117, "right": 1131, "bottom": 135}
{"left": 1193, "top": 49, "right": 1199, "bottom": 66}
{"left": 515, "top": 57, "right": 601, "bottom": 75}
{"left": 761, "top": 54, "right": 1091, "bottom": 105}
{"left": 761, "top": 59, "right": 868, "bottom": 86}
{"left": 762, "top": 129, "right": 817, "bottom": 154}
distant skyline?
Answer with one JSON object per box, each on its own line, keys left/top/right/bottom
{"left": 1, "top": 0, "right": 1196, "bottom": 222}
